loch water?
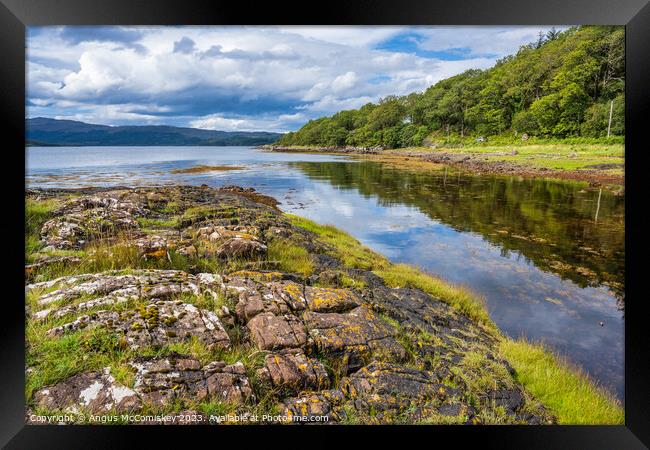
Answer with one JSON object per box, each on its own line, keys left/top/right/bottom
{"left": 26, "top": 146, "right": 625, "bottom": 400}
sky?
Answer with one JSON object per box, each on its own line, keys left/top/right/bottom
{"left": 26, "top": 26, "right": 565, "bottom": 132}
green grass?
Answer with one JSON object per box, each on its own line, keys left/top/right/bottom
{"left": 25, "top": 325, "right": 128, "bottom": 401}
{"left": 389, "top": 143, "right": 624, "bottom": 174}
{"left": 499, "top": 338, "right": 623, "bottom": 424}
{"left": 25, "top": 198, "right": 60, "bottom": 256}
{"left": 285, "top": 140, "right": 625, "bottom": 176}
{"left": 267, "top": 238, "right": 314, "bottom": 276}
{"left": 136, "top": 216, "right": 180, "bottom": 229}
{"left": 287, "top": 214, "right": 387, "bottom": 271}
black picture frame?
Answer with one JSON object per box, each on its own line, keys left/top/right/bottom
{"left": 2, "top": 0, "right": 649, "bottom": 447}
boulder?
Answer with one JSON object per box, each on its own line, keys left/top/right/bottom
{"left": 280, "top": 390, "right": 345, "bottom": 422}
{"left": 28, "top": 270, "right": 223, "bottom": 312}
{"left": 46, "top": 300, "right": 231, "bottom": 351}
{"left": 234, "top": 281, "right": 306, "bottom": 322}
{"left": 262, "top": 350, "right": 329, "bottom": 391}
{"left": 32, "top": 367, "right": 141, "bottom": 414}
{"left": 342, "top": 361, "right": 449, "bottom": 400}
{"left": 246, "top": 312, "right": 308, "bottom": 350}
{"left": 216, "top": 237, "right": 267, "bottom": 259}
{"left": 135, "top": 235, "right": 168, "bottom": 258}
{"left": 131, "top": 356, "right": 252, "bottom": 406}
{"left": 304, "top": 286, "right": 360, "bottom": 313}
{"left": 303, "top": 306, "right": 405, "bottom": 368}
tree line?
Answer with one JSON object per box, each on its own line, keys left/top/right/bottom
{"left": 277, "top": 26, "right": 624, "bottom": 148}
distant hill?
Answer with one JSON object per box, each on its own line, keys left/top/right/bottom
{"left": 26, "top": 118, "right": 283, "bottom": 146}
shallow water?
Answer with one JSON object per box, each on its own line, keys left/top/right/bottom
{"left": 26, "top": 146, "right": 625, "bottom": 400}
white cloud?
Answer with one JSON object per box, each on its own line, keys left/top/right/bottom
{"left": 27, "top": 25, "right": 565, "bottom": 131}
{"left": 277, "top": 26, "right": 405, "bottom": 47}
{"left": 415, "top": 26, "right": 568, "bottom": 56}
{"left": 189, "top": 112, "right": 308, "bottom": 132}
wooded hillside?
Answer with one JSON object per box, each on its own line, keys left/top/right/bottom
{"left": 277, "top": 26, "right": 624, "bottom": 148}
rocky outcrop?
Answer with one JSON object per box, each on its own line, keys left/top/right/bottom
{"left": 259, "top": 350, "right": 329, "bottom": 392}
{"left": 303, "top": 306, "right": 406, "bottom": 370}
{"left": 32, "top": 356, "right": 253, "bottom": 414}
{"left": 45, "top": 299, "right": 231, "bottom": 351}
{"left": 25, "top": 186, "right": 553, "bottom": 425}
{"left": 40, "top": 193, "right": 147, "bottom": 250}
{"left": 131, "top": 356, "right": 252, "bottom": 406}
{"left": 33, "top": 367, "right": 141, "bottom": 414}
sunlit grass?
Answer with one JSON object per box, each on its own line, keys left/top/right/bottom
{"left": 267, "top": 238, "right": 314, "bottom": 276}
{"left": 287, "top": 214, "right": 387, "bottom": 271}
{"left": 389, "top": 143, "right": 624, "bottom": 173}
{"left": 136, "top": 216, "right": 180, "bottom": 229}
{"left": 25, "top": 198, "right": 60, "bottom": 256}
{"left": 499, "top": 338, "right": 624, "bottom": 424}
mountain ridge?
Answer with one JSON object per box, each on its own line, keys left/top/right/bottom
{"left": 26, "top": 117, "right": 283, "bottom": 146}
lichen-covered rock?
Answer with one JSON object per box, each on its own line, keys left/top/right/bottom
{"left": 196, "top": 225, "right": 261, "bottom": 243}
{"left": 234, "top": 281, "right": 307, "bottom": 322}
{"left": 280, "top": 390, "right": 345, "bottom": 422}
{"left": 135, "top": 235, "right": 169, "bottom": 258}
{"left": 303, "top": 306, "right": 405, "bottom": 369}
{"left": 246, "top": 312, "right": 308, "bottom": 351}
{"left": 40, "top": 193, "right": 147, "bottom": 250}
{"left": 31, "top": 357, "right": 253, "bottom": 416}
{"left": 131, "top": 356, "right": 252, "bottom": 406}
{"left": 46, "top": 300, "right": 230, "bottom": 350}
{"left": 343, "top": 361, "right": 448, "bottom": 400}
{"left": 304, "top": 286, "right": 360, "bottom": 313}
{"left": 339, "top": 361, "right": 461, "bottom": 422}
{"left": 32, "top": 367, "right": 141, "bottom": 414}
{"left": 261, "top": 350, "right": 329, "bottom": 391}
{"left": 27, "top": 270, "right": 224, "bottom": 320}
{"left": 216, "top": 237, "right": 267, "bottom": 259}
{"left": 369, "top": 286, "right": 496, "bottom": 348}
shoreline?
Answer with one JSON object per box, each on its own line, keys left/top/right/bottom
{"left": 260, "top": 145, "right": 625, "bottom": 187}
{"left": 25, "top": 185, "right": 622, "bottom": 424}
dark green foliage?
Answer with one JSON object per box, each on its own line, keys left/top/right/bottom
{"left": 277, "top": 26, "right": 624, "bottom": 148}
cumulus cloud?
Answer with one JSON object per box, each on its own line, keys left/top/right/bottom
{"left": 26, "top": 25, "right": 564, "bottom": 131}
{"left": 189, "top": 112, "right": 308, "bottom": 132}
{"left": 173, "top": 36, "right": 197, "bottom": 54}
{"left": 415, "top": 26, "right": 567, "bottom": 57}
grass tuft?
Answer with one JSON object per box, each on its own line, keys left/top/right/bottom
{"left": 499, "top": 338, "right": 623, "bottom": 424}
{"left": 25, "top": 198, "right": 60, "bottom": 256}
{"left": 267, "top": 238, "right": 314, "bottom": 276}
{"left": 287, "top": 214, "right": 387, "bottom": 270}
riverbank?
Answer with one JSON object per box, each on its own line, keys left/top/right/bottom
{"left": 261, "top": 144, "right": 625, "bottom": 187}
{"left": 25, "top": 185, "right": 622, "bottom": 424}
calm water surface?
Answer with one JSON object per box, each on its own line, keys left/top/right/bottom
{"left": 26, "top": 146, "right": 625, "bottom": 400}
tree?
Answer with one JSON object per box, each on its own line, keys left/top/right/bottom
{"left": 278, "top": 26, "right": 625, "bottom": 147}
